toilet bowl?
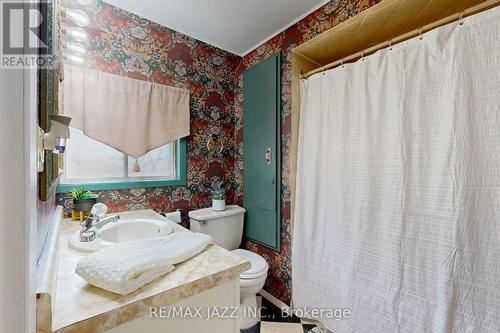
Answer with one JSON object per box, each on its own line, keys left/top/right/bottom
{"left": 232, "top": 249, "right": 269, "bottom": 329}
{"left": 188, "top": 205, "right": 269, "bottom": 329}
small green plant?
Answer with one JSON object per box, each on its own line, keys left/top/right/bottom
{"left": 210, "top": 182, "right": 225, "bottom": 200}
{"left": 212, "top": 188, "right": 225, "bottom": 200}
{"left": 70, "top": 188, "right": 98, "bottom": 200}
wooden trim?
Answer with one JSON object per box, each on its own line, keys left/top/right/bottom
{"left": 303, "top": 0, "right": 500, "bottom": 78}
{"left": 290, "top": 52, "right": 318, "bottom": 247}
{"left": 293, "top": 0, "right": 500, "bottom": 78}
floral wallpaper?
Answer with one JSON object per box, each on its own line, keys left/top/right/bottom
{"left": 56, "top": 1, "right": 241, "bottom": 225}
{"left": 236, "top": 0, "right": 380, "bottom": 305}
{"left": 56, "top": 0, "right": 382, "bottom": 305}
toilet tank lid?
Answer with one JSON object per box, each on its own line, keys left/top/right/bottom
{"left": 188, "top": 205, "right": 246, "bottom": 221}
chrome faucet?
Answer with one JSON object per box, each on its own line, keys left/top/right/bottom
{"left": 79, "top": 214, "right": 120, "bottom": 242}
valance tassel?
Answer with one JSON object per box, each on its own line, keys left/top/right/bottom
{"left": 133, "top": 159, "right": 141, "bottom": 172}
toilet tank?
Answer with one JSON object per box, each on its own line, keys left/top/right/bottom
{"left": 189, "top": 205, "right": 246, "bottom": 250}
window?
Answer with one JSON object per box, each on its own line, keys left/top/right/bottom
{"left": 57, "top": 127, "right": 187, "bottom": 192}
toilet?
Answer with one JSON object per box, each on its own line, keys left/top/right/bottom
{"left": 189, "top": 205, "right": 268, "bottom": 329}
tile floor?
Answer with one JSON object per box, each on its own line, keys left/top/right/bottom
{"left": 240, "top": 296, "right": 333, "bottom": 333}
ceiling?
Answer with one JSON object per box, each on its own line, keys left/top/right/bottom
{"left": 104, "top": 0, "right": 329, "bottom": 56}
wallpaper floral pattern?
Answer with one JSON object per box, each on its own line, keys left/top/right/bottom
{"left": 56, "top": 1, "right": 241, "bottom": 225}
{"left": 236, "top": 0, "right": 380, "bottom": 304}
{"left": 56, "top": 0, "right": 381, "bottom": 305}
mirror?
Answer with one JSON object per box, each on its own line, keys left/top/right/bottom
{"left": 39, "top": 0, "right": 63, "bottom": 201}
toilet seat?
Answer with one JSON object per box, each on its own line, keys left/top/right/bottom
{"left": 232, "top": 249, "right": 268, "bottom": 279}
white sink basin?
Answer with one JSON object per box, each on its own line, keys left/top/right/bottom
{"left": 69, "top": 217, "right": 174, "bottom": 253}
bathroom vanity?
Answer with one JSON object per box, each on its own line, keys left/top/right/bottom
{"left": 36, "top": 209, "right": 250, "bottom": 333}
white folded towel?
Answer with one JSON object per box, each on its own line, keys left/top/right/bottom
{"left": 75, "top": 232, "right": 213, "bottom": 295}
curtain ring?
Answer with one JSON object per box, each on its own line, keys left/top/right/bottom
{"left": 388, "top": 39, "right": 393, "bottom": 51}
{"left": 361, "top": 50, "right": 365, "bottom": 61}
{"left": 459, "top": 11, "right": 465, "bottom": 25}
{"left": 340, "top": 58, "right": 344, "bottom": 68}
{"left": 418, "top": 28, "right": 423, "bottom": 40}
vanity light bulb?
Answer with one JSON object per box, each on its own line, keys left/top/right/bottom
{"left": 66, "top": 27, "right": 88, "bottom": 43}
{"left": 63, "top": 52, "right": 86, "bottom": 65}
{"left": 66, "top": 8, "right": 90, "bottom": 27}
{"left": 77, "top": 0, "right": 94, "bottom": 6}
{"left": 66, "top": 42, "right": 87, "bottom": 55}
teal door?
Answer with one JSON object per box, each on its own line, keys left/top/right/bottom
{"left": 243, "top": 52, "right": 281, "bottom": 251}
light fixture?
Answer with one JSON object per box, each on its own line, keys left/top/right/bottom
{"left": 66, "top": 42, "right": 87, "bottom": 55}
{"left": 66, "top": 27, "right": 88, "bottom": 43}
{"left": 66, "top": 8, "right": 90, "bottom": 27}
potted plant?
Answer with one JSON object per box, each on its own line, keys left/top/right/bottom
{"left": 211, "top": 183, "right": 226, "bottom": 211}
{"left": 70, "top": 188, "right": 99, "bottom": 221}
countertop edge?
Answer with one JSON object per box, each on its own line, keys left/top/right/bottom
{"left": 36, "top": 206, "right": 64, "bottom": 333}
{"left": 53, "top": 260, "right": 250, "bottom": 333}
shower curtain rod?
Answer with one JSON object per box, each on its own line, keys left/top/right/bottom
{"left": 302, "top": 0, "right": 500, "bottom": 79}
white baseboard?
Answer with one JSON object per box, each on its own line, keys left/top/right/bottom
{"left": 259, "top": 289, "right": 292, "bottom": 312}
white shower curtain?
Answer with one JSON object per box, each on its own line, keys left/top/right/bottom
{"left": 293, "top": 7, "right": 500, "bottom": 333}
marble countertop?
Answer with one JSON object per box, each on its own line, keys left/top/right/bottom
{"left": 38, "top": 209, "right": 250, "bottom": 333}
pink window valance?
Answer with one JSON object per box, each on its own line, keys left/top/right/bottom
{"left": 63, "top": 63, "right": 190, "bottom": 158}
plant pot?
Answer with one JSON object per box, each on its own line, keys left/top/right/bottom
{"left": 73, "top": 198, "right": 97, "bottom": 212}
{"left": 212, "top": 199, "right": 226, "bottom": 211}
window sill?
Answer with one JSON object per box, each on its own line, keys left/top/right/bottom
{"left": 56, "top": 178, "right": 186, "bottom": 193}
